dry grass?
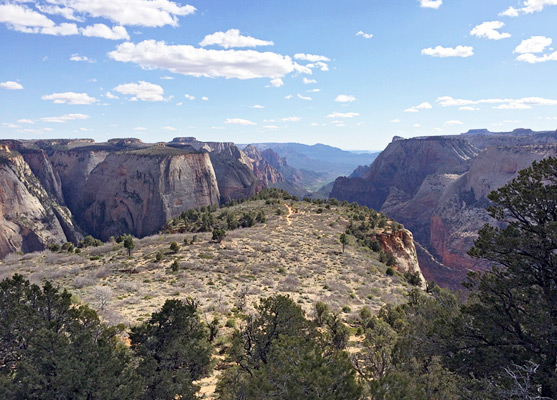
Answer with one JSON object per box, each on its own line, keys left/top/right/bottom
{"left": 0, "top": 200, "right": 412, "bottom": 328}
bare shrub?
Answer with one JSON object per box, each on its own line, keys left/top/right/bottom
{"left": 72, "top": 275, "right": 96, "bottom": 289}
{"left": 92, "top": 286, "right": 113, "bottom": 311}
{"left": 116, "top": 280, "right": 139, "bottom": 292}
{"left": 278, "top": 275, "right": 300, "bottom": 292}
{"left": 88, "top": 244, "right": 113, "bottom": 257}
{"left": 3, "top": 253, "right": 22, "bottom": 264}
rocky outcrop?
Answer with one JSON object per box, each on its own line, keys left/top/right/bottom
{"left": 0, "top": 146, "right": 78, "bottom": 257}
{"left": 375, "top": 229, "right": 423, "bottom": 280}
{"left": 331, "top": 133, "right": 557, "bottom": 288}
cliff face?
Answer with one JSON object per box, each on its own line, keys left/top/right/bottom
{"left": 331, "top": 133, "right": 557, "bottom": 288}
{"left": 75, "top": 150, "right": 219, "bottom": 240}
{"left": 0, "top": 138, "right": 263, "bottom": 258}
{"left": 0, "top": 146, "right": 77, "bottom": 257}
{"left": 170, "top": 138, "right": 266, "bottom": 202}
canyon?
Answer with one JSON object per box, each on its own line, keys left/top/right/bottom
{"left": 330, "top": 129, "right": 557, "bottom": 288}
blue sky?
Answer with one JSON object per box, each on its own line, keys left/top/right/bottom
{"left": 1, "top": 0, "right": 557, "bottom": 150}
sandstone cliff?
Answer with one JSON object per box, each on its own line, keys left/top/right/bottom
{"left": 331, "top": 133, "right": 557, "bottom": 288}
{"left": 0, "top": 145, "right": 78, "bottom": 257}
{"left": 74, "top": 148, "right": 220, "bottom": 240}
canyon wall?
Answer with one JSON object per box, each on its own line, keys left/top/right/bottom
{"left": 331, "top": 131, "right": 557, "bottom": 288}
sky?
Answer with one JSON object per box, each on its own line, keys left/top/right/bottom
{"left": 1, "top": 0, "right": 557, "bottom": 151}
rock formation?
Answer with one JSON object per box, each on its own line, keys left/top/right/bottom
{"left": 330, "top": 131, "right": 557, "bottom": 288}
{"left": 0, "top": 138, "right": 274, "bottom": 258}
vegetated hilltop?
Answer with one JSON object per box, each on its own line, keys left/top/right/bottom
{"left": 0, "top": 190, "right": 424, "bottom": 329}
{"left": 330, "top": 129, "right": 557, "bottom": 288}
{"left": 0, "top": 138, "right": 283, "bottom": 258}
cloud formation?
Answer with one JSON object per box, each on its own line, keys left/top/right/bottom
{"left": 335, "top": 94, "right": 356, "bottom": 103}
{"left": 421, "top": 45, "right": 474, "bottom": 57}
{"left": 1, "top": 81, "right": 23, "bottom": 90}
{"left": 437, "top": 95, "right": 557, "bottom": 109}
{"left": 501, "top": 0, "right": 557, "bottom": 17}
{"left": 81, "top": 24, "right": 129, "bottom": 40}
{"left": 470, "top": 21, "right": 511, "bottom": 40}
{"left": 200, "top": 29, "right": 273, "bottom": 49}
{"left": 404, "top": 102, "right": 432, "bottom": 112}
{"left": 356, "top": 31, "right": 373, "bottom": 39}
{"left": 109, "top": 40, "right": 308, "bottom": 80}
{"left": 514, "top": 36, "right": 556, "bottom": 63}
{"left": 225, "top": 118, "right": 256, "bottom": 125}
{"left": 420, "top": 0, "right": 442, "bottom": 9}
{"left": 113, "top": 81, "right": 165, "bottom": 101}
{"left": 42, "top": 92, "right": 98, "bottom": 104}
{"left": 40, "top": 113, "right": 90, "bottom": 123}
{"left": 327, "top": 112, "right": 360, "bottom": 118}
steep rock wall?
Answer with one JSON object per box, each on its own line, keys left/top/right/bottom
{"left": 75, "top": 151, "right": 220, "bottom": 240}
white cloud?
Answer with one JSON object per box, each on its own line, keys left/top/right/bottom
{"left": 252, "top": 105, "right": 264, "bottom": 109}
{"left": 421, "top": 45, "right": 474, "bottom": 58}
{"left": 113, "top": 81, "right": 165, "bottom": 101}
{"left": 437, "top": 95, "right": 557, "bottom": 109}
{"left": 444, "top": 120, "right": 463, "bottom": 125}
{"left": 513, "top": 37, "right": 556, "bottom": 63}
{"left": 470, "top": 21, "right": 511, "bottom": 40}
{"left": 294, "top": 53, "right": 330, "bottom": 62}
{"left": 40, "top": 113, "right": 90, "bottom": 123}
{"left": 413, "top": 123, "right": 421, "bottom": 128}
{"left": 500, "top": 0, "right": 557, "bottom": 16}
{"left": 310, "top": 122, "right": 319, "bottom": 126}
{"left": 297, "top": 94, "right": 312, "bottom": 100}
{"left": 81, "top": 24, "right": 129, "bottom": 40}
{"left": 36, "top": 4, "right": 81, "bottom": 21}
{"left": 51, "top": 0, "right": 195, "bottom": 27}
{"left": 327, "top": 112, "right": 360, "bottom": 118}
{"left": 307, "top": 88, "right": 320, "bottom": 93}
{"left": 459, "top": 106, "right": 479, "bottom": 111}
{"left": 42, "top": 92, "right": 98, "bottom": 104}
{"left": 303, "top": 78, "right": 317, "bottom": 84}
{"left": 0, "top": 4, "right": 54, "bottom": 31}
{"left": 200, "top": 29, "right": 273, "bottom": 49}
{"left": 264, "top": 125, "right": 279, "bottom": 129}
{"left": 17, "top": 119, "right": 34, "bottom": 124}
{"left": 1, "top": 81, "right": 23, "bottom": 90}
{"left": 356, "top": 31, "right": 373, "bottom": 39}
{"left": 160, "top": 76, "right": 174, "bottom": 80}
{"left": 162, "top": 126, "right": 176, "bottom": 131}
{"left": 420, "top": 0, "right": 442, "bottom": 9}
{"left": 184, "top": 94, "right": 195, "bottom": 101}
{"left": 500, "top": 7, "right": 520, "bottom": 17}
{"left": 3, "top": 123, "right": 20, "bottom": 129}
{"left": 281, "top": 117, "right": 301, "bottom": 122}
{"left": 134, "top": 126, "right": 147, "bottom": 130}
{"left": 105, "top": 91, "right": 118, "bottom": 99}
{"left": 391, "top": 119, "right": 400, "bottom": 123}
{"left": 285, "top": 95, "right": 293, "bottom": 99}
{"left": 270, "top": 78, "right": 284, "bottom": 87}
{"left": 109, "top": 40, "right": 306, "bottom": 80}
{"left": 202, "top": 96, "right": 208, "bottom": 101}
{"left": 70, "top": 54, "right": 95, "bottom": 62}
{"left": 225, "top": 118, "right": 256, "bottom": 126}
{"left": 404, "top": 102, "right": 432, "bottom": 112}
{"left": 514, "top": 36, "right": 552, "bottom": 53}
{"left": 494, "top": 102, "right": 533, "bottom": 110}
{"left": 42, "top": 23, "right": 79, "bottom": 36}
{"left": 335, "top": 94, "right": 356, "bottom": 103}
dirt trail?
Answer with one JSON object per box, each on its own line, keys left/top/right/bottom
{"left": 284, "top": 203, "right": 293, "bottom": 225}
